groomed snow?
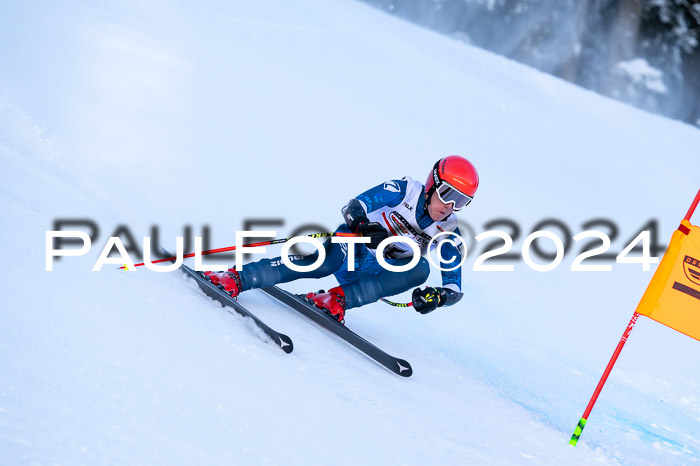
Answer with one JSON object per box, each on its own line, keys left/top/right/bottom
{"left": 2, "top": 0, "right": 700, "bottom": 464}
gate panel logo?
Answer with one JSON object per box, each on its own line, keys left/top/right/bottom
{"left": 683, "top": 255, "right": 700, "bottom": 286}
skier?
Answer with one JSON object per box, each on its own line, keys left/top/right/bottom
{"left": 205, "top": 155, "right": 478, "bottom": 323}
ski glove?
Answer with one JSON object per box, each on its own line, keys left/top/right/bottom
{"left": 342, "top": 199, "right": 389, "bottom": 249}
{"left": 412, "top": 287, "right": 463, "bottom": 314}
{"left": 356, "top": 221, "right": 390, "bottom": 249}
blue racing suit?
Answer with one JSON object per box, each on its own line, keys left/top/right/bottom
{"left": 238, "top": 177, "right": 464, "bottom": 309}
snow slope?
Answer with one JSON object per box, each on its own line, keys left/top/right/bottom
{"left": 2, "top": 0, "right": 700, "bottom": 464}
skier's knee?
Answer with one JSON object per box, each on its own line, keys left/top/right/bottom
{"left": 309, "top": 241, "right": 346, "bottom": 276}
{"left": 407, "top": 257, "right": 430, "bottom": 287}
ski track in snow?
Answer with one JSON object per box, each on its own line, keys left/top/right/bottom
{"left": 1, "top": 0, "right": 700, "bottom": 464}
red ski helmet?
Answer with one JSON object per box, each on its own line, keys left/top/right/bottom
{"left": 425, "top": 155, "right": 479, "bottom": 210}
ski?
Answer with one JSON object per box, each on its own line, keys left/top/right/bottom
{"left": 260, "top": 286, "right": 412, "bottom": 377}
{"left": 165, "top": 251, "right": 293, "bottom": 354}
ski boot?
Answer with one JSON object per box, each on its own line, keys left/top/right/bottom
{"left": 305, "top": 286, "right": 347, "bottom": 324}
{"left": 204, "top": 268, "right": 243, "bottom": 297}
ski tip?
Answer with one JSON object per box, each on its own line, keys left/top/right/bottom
{"left": 277, "top": 334, "right": 294, "bottom": 354}
{"left": 395, "top": 359, "right": 413, "bottom": 377}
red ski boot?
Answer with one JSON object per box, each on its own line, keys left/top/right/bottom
{"left": 204, "top": 268, "right": 243, "bottom": 297}
{"left": 305, "top": 286, "right": 347, "bottom": 324}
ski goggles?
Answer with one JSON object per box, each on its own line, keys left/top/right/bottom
{"left": 435, "top": 181, "right": 473, "bottom": 210}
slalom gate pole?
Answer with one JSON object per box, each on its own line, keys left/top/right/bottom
{"left": 569, "top": 312, "right": 640, "bottom": 446}
{"left": 120, "top": 232, "right": 359, "bottom": 269}
{"left": 570, "top": 188, "right": 699, "bottom": 446}
{"left": 683, "top": 188, "right": 700, "bottom": 221}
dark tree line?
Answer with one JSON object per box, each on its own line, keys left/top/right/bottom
{"left": 361, "top": 0, "right": 700, "bottom": 126}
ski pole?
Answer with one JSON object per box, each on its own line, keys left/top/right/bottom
{"left": 380, "top": 298, "right": 413, "bottom": 307}
{"left": 119, "top": 232, "right": 359, "bottom": 269}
